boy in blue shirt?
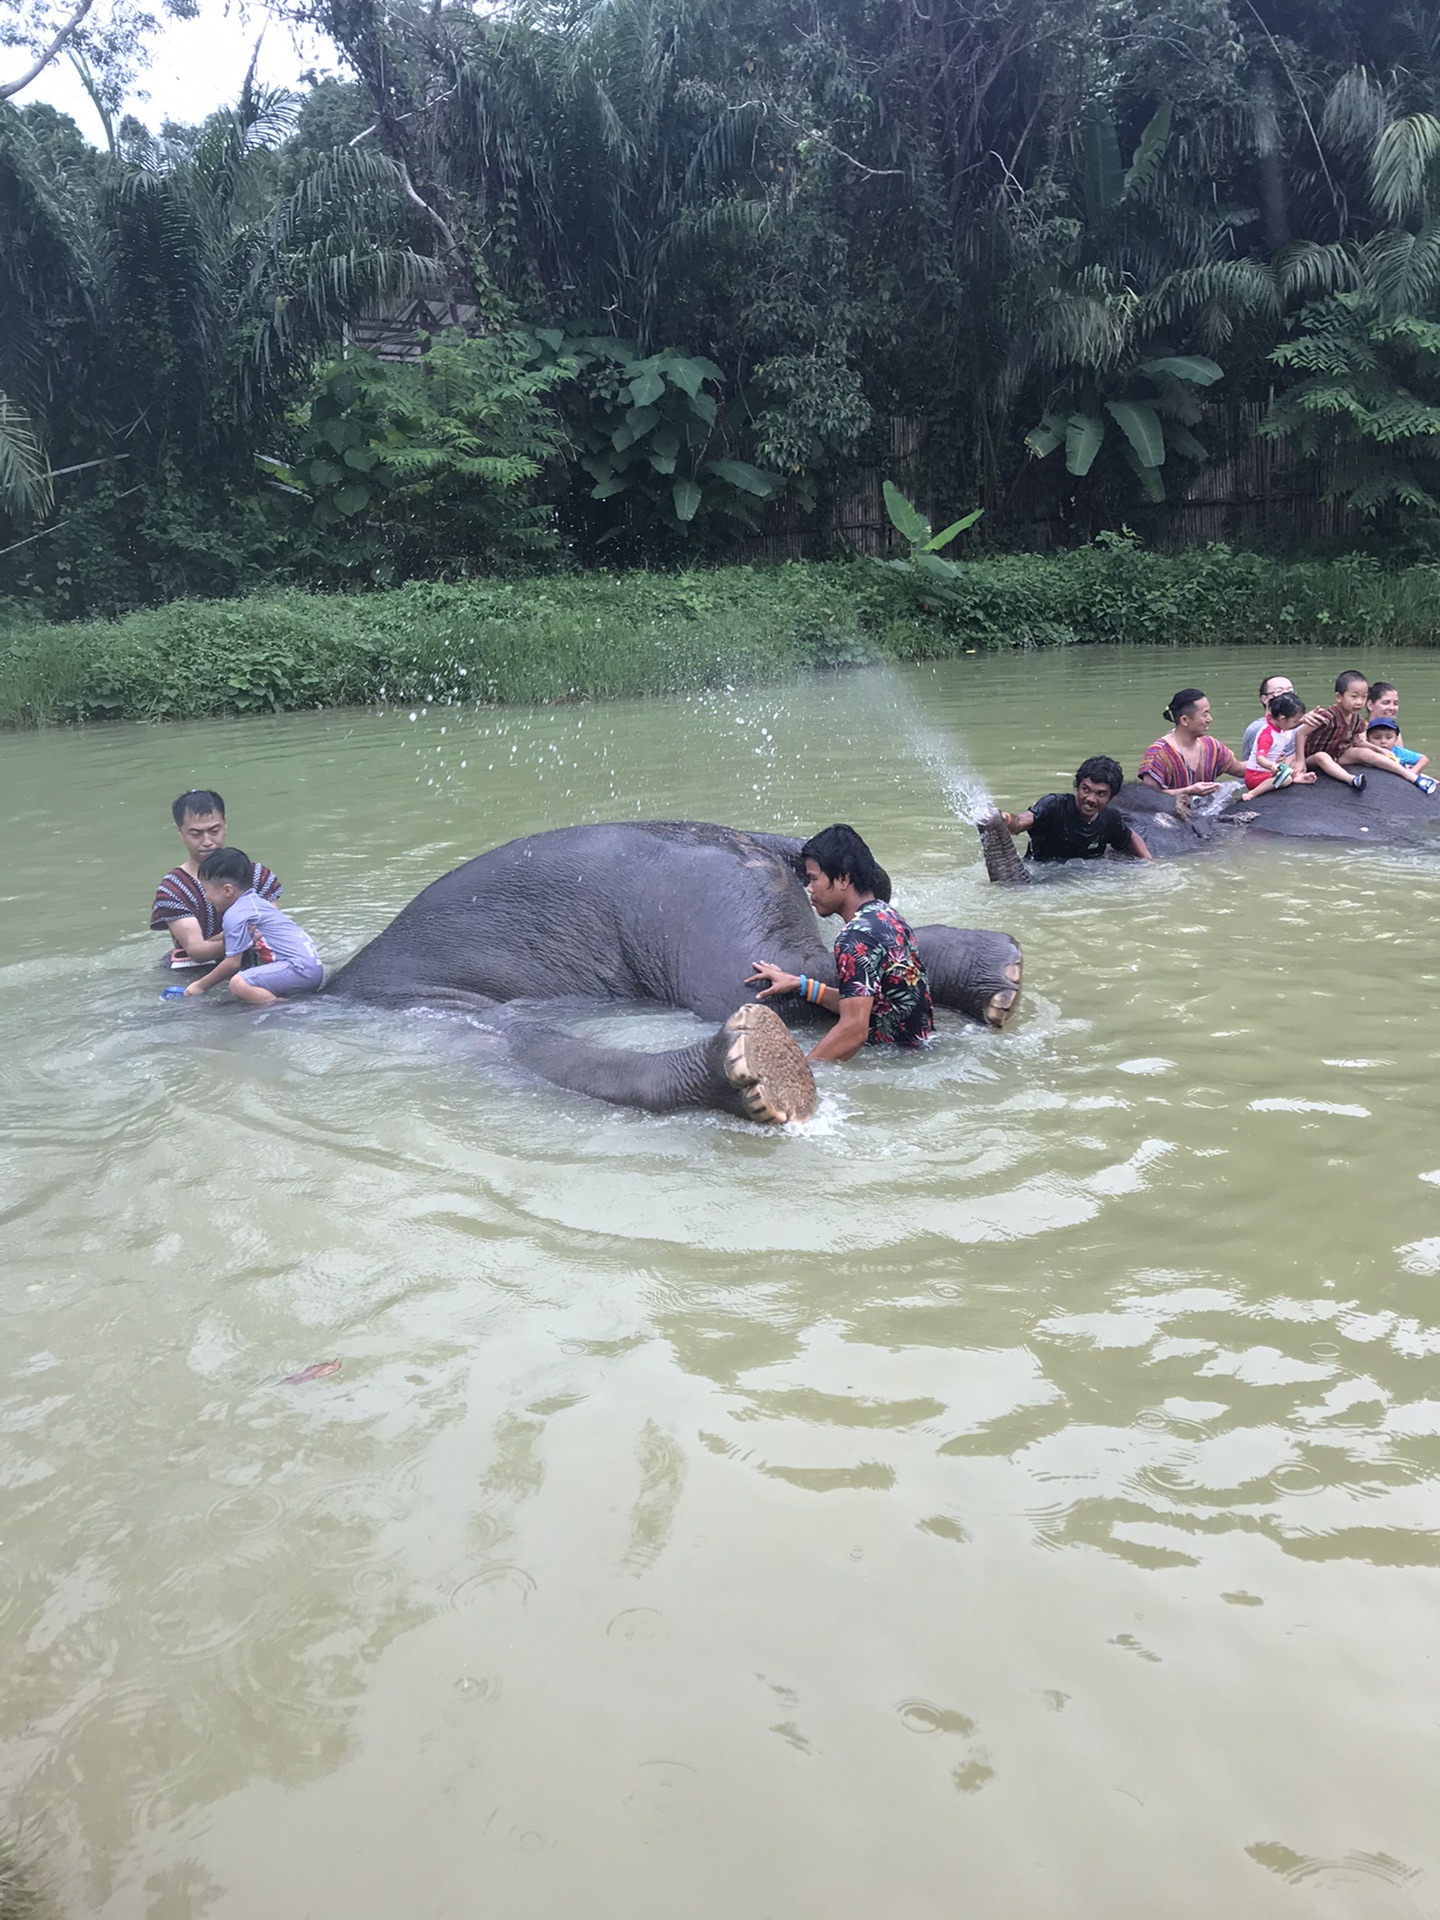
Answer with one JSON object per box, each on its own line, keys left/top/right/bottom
{"left": 183, "top": 848, "right": 323, "bottom": 1006}
{"left": 1367, "top": 682, "right": 1429, "bottom": 773}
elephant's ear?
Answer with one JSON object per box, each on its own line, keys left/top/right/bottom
{"left": 874, "top": 864, "right": 892, "bottom": 902}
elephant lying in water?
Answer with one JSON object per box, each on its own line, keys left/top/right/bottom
{"left": 977, "top": 775, "right": 1440, "bottom": 881}
{"left": 327, "top": 820, "right": 1024, "bottom": 1125}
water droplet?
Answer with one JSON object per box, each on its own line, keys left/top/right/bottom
{"left": 349, "top": 1564, "right": 395, "bottom": 1599}
{"left": 454, "top": 1674, "right": 502, "bottom": 1703}
{"left": 445, "top": 1564, "right": 537, "bottom": 1610}
{"left": 896, "top": 1698, "right": 975, "bottom": 1737}
{"left": 608, "top": 1607, "right": 667, "bottom": 1644}
{"left": 1271, "top": 1463, "right": 1324, "bottom": 1495}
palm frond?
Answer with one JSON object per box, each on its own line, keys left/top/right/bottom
{"left": 1320, "top": 68, "right": 1391, "bottom": 154}
{"left": 0, "top": 389, "right": 52, "bottom": 517}
{"left": 1141, "top": 260, "right": 1280, "bottom": 331}
{"left": 1367, "top": 219, "right": 1440, "bottom": 314}
{"left": 1276, "top": 240, "right": 1365, "bottom": 301}
{"left": 1369, "top": 112, "right": 1440, "bottom": 225}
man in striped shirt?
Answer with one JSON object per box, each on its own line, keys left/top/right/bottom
{"left": 151, "top": 789, "right": 282, "bottom": 969}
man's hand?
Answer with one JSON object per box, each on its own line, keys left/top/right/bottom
{"left": 747, "top": 960, "right": 800, "bottom": 1000}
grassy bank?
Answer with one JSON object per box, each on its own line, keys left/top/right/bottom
{"left": 4, "top": 545, "right": 1440, "bottom": 727}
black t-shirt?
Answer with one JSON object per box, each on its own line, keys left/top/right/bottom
{"left": 1025, "top": 793, "right": 1131, "bottom": 863}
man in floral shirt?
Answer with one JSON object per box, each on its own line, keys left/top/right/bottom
{"left": 748, "top": 824, "right": 933, "bottom": 1061}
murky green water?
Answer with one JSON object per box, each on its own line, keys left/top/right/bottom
{"left": 3, "top": 645, "right": 1440, "bottom": 1920}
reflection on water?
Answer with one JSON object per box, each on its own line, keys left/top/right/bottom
{"left": 2, "top": 646, "right": 1439, "bottom": 1918}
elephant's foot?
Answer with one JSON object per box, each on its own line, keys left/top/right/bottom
{"left": 718, "top": 1004, "right": 816, "bottom": 1124}
{"left": 985, "top": 952, "right": 1024, "bottom": 1028}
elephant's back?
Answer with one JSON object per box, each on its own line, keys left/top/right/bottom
{"left": 1242, "top": 771, "right": 1440, "bottom": 843}
{"left": 1114, "top": 776, "right": 1440, "bottom": 853}
{"left": 327, "top": 820, "right": 813, "bottom": 1007}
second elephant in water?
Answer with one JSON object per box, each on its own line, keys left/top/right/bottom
{"left": 977, "top": 767, "right": 1440, "bottom": 882}
{"left": 327, "top": 820, "right": 1023, "bottom": 1125}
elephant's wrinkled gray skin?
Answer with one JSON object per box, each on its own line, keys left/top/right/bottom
{"left": 327, "top": 820, "right": 1024, "bottom": 1124}
{"left": 977, "top": 777, "right": 1440, "bottom": 883}
{"left": 1218, "top": 771, "right": 1440, "bottom": 846}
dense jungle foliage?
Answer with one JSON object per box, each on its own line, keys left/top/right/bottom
{"left": 7, "top": 542, "right": 1440, "bottom": 726}
{"left": 3, "top": 0, "right": 1440, "bottom": 620}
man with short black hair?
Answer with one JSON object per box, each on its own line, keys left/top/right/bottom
{"left": 1000, "top": 757, "right": 1152, "bottom": 864}
{"left": 747, "top": 823, "right": 933, "bottom": 1061}
{"left": 151, "top": 789, "right": 283, "bottom": 969}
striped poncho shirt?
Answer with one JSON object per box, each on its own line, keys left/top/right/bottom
{"left": 1137, "top": 735, "right": 1237, "bottom": 790}
{"left": 151, "top": 862, "right": 282, "bottom": 940}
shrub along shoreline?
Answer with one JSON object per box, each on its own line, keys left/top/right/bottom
{"left": 4, "top": 545, "right": 1440, "bottom": 728}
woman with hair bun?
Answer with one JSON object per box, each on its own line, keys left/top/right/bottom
{"left": 1138, "top": 689, "right": 1244, "bottom": 796}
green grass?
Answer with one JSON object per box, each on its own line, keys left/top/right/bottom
{"left": 4, "top": 545, "right": 1440, "bottom": 727}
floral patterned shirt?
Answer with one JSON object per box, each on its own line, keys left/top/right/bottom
{"left": 834, "top": 901, "right": 934, "bottom": 1048}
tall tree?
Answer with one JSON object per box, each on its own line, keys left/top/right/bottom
{"left": 0, "top": 75, "right": 435, "bottom": 600}
{"left": 0, "top": 0, "right": 197, "bottom": 107}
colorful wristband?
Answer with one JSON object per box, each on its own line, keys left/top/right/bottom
{"left": 798, "top": 975, "right": 824, "bottom": 1005}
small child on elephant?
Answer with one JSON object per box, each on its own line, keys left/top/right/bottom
{"left": 1362, "top": 712, "right": 1425, "bottom": 779}
{"left": 1241, "top": 691, "right": 1316, "bottom": 798}
{"left": 1367, "top": 681, "right": 1429, "bottom": 773}
{"left": 181, "top": 847, "right": 324, "bottom": 1006}
{"left": 1297, "top": 668, "right": 1437, "bottom": 793}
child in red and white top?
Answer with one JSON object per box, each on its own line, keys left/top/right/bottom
{"left": 1242, "top": 690, "right": 1317, "bottom": 798}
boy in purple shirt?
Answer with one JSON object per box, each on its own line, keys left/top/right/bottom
{"left": 182, "top": 848, "right": 323, "bottom": 1006}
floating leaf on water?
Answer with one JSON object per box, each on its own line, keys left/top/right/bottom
{"left": 283, "top": 1360, "right": 342, "bottom": 1385}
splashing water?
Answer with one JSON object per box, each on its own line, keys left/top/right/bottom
{"left": 873, "top": 669, "right": 996, "bottom": 823}
{"left": 1192, "top": 786, "right": 1237, "bottom": 820}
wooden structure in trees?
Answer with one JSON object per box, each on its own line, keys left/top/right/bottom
{"left": 348, "top": 291, "right": 480, "bottom": 364}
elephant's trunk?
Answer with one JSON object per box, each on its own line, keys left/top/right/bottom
{"left": 913, "top": 925, "right": 1023, "bottom": 1029}
{"left": 976, "top": 810, "right": 1031, "bottom": 885}
{"left": 496, "top": 1002, "right": 816, "bottom": 1124}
